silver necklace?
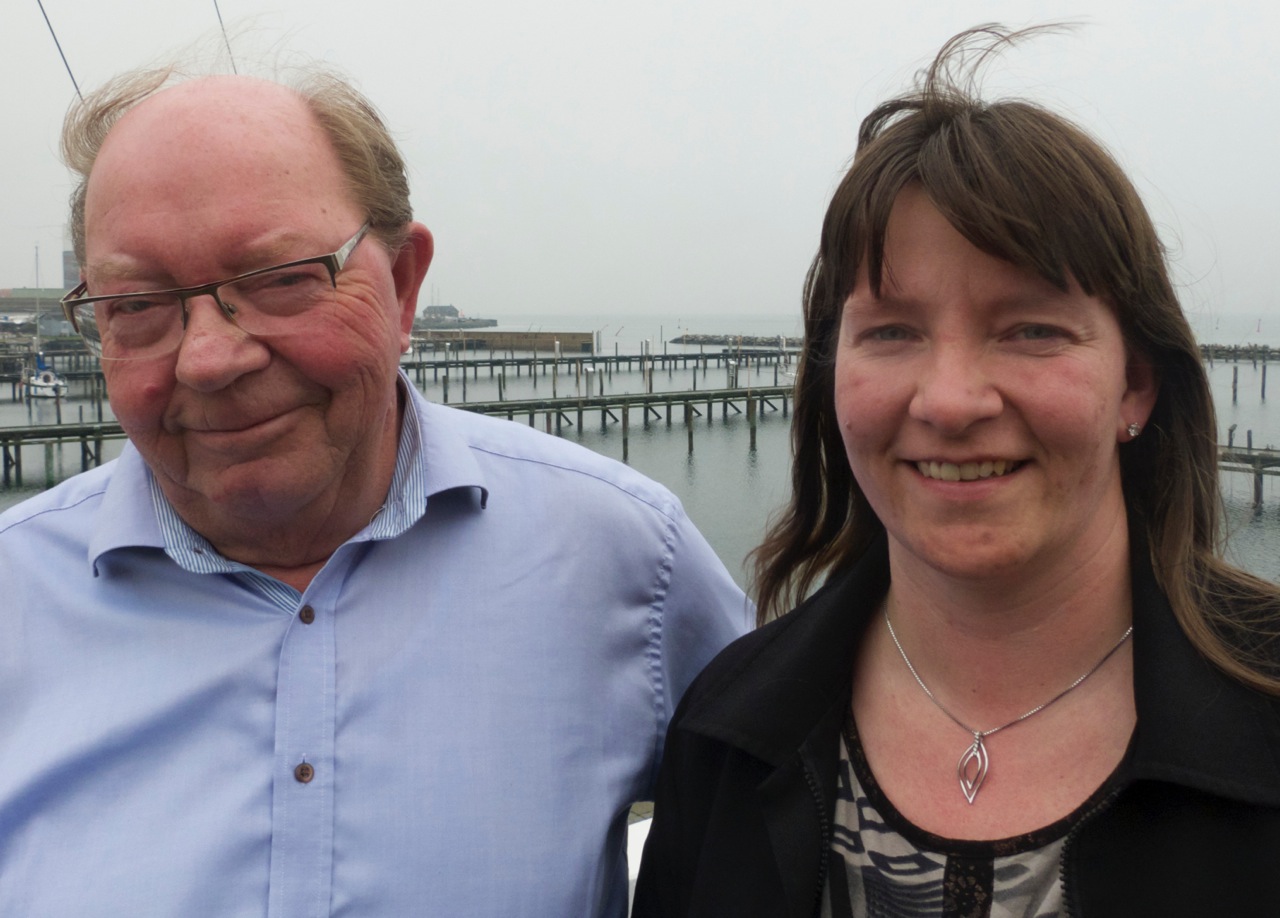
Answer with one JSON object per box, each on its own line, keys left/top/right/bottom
{"left": 883, "top": 613, "right": 1133, "bottom": 805}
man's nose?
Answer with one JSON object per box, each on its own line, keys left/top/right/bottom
{"left": 907, "top": 342, "right": 1003, "bottom": 433}
{"left": 173, "top": 294, "right": 269, "bottom": 391}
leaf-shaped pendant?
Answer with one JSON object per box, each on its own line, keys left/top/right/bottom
{"left": 958, "top": 733, "right": 988, "bottom": 804}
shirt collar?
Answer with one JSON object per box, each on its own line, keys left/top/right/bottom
{"left": 89, "top": 370, "right": 489, "bottom": 573}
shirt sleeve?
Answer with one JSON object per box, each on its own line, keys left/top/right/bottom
{"left": 647, "top": 501, "right": 752, "bottom": 794}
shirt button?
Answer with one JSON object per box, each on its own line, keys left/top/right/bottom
{"left": 294, "top": 762, "right": 315, "bottom": 784}
{"left": 298, "top": 605, "right": 315, "bottom": 624}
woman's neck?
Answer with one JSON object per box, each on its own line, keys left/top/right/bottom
{"left": 879, "top": 517, "right": 1135, "bottom": 720}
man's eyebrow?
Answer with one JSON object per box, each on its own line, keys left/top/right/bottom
{"left": 82, "top": 233, "right": 324, "bottom": 287}
{"left": 225, "top": 234, "right": 319, "bottom": 271}
{"left": 82, "top": 257, "right": 160, "bottom": 286}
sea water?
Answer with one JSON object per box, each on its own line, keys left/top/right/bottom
{"left": 2, "top": 310, "right": 1279, "bottom": 585}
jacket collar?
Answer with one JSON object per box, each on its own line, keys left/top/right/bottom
{"left": 680, "top": 533, "right": 1280, "bottom": 806}
{"left": 1128, "top": 550, "right": 1280, "bottom": 805}
{"left": 678, "top": 536, "right": 888, "bottom": 768}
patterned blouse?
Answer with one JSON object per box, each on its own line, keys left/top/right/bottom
{"left": 822, "top": 713, "right": 1124, "bottom": 918}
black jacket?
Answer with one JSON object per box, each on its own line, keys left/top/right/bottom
{"left": 633, "top": 537, "right": 1280, "bottom": 917}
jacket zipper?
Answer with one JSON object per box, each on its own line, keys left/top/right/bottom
{"left": 802, "top": 760, "right": 833, "bottom": 917}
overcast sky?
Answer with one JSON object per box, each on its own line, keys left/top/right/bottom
{"left": 5, "top": 0, "right": 1276, "bottom": 327}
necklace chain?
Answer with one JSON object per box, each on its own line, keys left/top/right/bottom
{"left": 883, "top": 612, "right": 1133, "bottom": 804}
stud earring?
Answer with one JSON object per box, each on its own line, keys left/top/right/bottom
{"left": 1127, "top": 422, "right": 1141, "bottom": 439}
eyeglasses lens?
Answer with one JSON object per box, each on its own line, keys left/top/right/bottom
{"left": 77, "top": 262, "right": 337, "bottom": 359}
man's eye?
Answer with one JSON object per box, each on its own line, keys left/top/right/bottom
{"left": 111, "top": 297, "right": 165, "bottom": 316}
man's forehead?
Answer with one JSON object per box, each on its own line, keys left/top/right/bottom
{"left": 87, "top": 74, "right": 338, "bottom": 202}
{"left": 112, "top": 75, "right": 310, "bottom": 136}
{"left": 83, "top": 73, "right": 359, "bottom": 264}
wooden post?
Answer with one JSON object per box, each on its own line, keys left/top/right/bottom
{"left": 442, "top": 374, "right": 449, "bottom": 404}
{"left": 1233, "top": 366, "right": 1239, "bottom": 404}
{"left": 748, "top": 396, "right": 757, "bottom": 451}
{"left": 622, "top": 403, "right": 630, "bottom": 463}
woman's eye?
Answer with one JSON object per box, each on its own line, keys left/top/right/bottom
{"left": 867, "top": 325, "right": 912, "bottom": 342}
{"left": 1014, "top": 324, "right": 1065, "bottom": 342}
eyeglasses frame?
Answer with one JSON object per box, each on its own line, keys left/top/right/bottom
{"left": 60, "top": 222, "right": 371, "bottom": 346}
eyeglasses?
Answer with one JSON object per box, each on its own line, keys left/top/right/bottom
{"left": 62, "top": 223, "right": 370, "bottom": 360}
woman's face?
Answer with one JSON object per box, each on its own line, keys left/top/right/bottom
{"left": 833, "top": 186, "right": 1157, "bottom": 584}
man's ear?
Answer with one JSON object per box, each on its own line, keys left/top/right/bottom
{"left": 391, "top": 222, "right": 434, "bottom": 345}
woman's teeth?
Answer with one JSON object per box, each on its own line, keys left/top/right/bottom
{"left": 916, "top": 460, "right": 1019, "bottom": 481}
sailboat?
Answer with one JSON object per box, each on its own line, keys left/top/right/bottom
{"left": 22, "top": 245, "right": 68, "bottom": 400}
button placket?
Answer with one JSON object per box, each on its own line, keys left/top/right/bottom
{"left": 267, "top": 596, "right": 336, "bottom": 917}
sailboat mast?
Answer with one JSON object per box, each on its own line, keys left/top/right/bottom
{"left": 33, "top": 244, "right": 41, "bottom": 350}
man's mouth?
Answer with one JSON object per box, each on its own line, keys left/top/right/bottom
{"left": 915, "top": 460, "right": 1023, "bottom": 482}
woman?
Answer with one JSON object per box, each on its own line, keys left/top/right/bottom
{"left": 634, "top": 26, "right": 1280, "bottom": 918}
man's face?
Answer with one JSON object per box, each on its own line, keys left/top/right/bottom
{"left": 82, "top": 77, "right": 429, "bottom": 556}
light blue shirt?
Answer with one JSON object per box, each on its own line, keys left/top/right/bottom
{"left": 0, "top": 375, "right": 750, "bottom": 917}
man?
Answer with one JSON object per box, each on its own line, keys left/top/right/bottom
{"left": 0, "top": 67, "right": 748, "bottom": 915}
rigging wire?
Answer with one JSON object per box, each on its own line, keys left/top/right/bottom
{"left": 35, "top": 0, "right": 82, "bottom": 101}
{"left": 212, "top": 0, "right": 238, "bottom": 74}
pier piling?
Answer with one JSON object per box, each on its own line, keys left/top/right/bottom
{"left": 621, "top": 404, "right": 630, "bottom": 463}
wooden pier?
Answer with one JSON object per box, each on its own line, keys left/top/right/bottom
{"left": 7, "top": 390, "right": 1280, "bottom": 507}
{"left": 2, "top": 349, "right": 794, "bottom": 402}
{"left": 0, "top": 386, "right": 792, "bottom": 488}
{"left": 1217, "top": 446, "right": 1280, "bottom": 508}
{"left": 4, "top": 340, "right": 1280, "bottom": 505}
{"left": 1, "top": 420, "right": 112, "bottom": 489}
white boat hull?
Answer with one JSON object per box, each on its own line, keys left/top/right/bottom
{"left": 25, "top": 370, "right": 68, "bottom": 399}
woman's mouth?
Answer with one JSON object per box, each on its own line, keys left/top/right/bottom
{"left": 915, "top": 459, "right": 1023, "bottom": 481}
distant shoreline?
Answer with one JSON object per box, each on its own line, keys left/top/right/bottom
{"left": 670, "top": 334, "right": 803, "bottom": 348}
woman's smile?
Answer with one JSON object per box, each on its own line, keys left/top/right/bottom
{"left": 913, "top": 459, "right": 1023, "bottom": 482}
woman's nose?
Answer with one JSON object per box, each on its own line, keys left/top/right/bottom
{"left": 907, "top": 343, "right": 1003, "bottom": 433}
